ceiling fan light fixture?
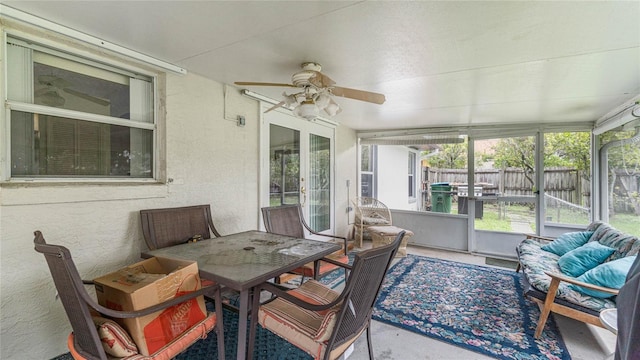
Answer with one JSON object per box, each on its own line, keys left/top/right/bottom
{"left": 294, "top": 100, "right": 319, "bottom": 121}
{"left": 315, "top": 93, "right": 331, "bottom": 109}
{"left": 324, "top": 101, "right": 342, "bottom": 117}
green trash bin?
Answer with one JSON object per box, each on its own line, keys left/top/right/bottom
{"left": 431, "top": 182, "right": 452, "bottom": 213}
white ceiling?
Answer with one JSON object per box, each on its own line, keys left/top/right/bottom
{"left": 2, "top": 1, "right": 639, "bottom": 131}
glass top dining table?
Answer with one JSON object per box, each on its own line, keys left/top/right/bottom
{"left": 141, "top": 230, "right": 341, "bottom": 359}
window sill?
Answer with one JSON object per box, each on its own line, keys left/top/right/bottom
{"left": 0, "top": 181, "right": 169, "bottom": 205}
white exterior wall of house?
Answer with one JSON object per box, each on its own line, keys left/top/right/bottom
{"left": 375, "top": 146, "right": 419, "bottom": 211}
{"left": 0, "top": 22, "right": 356, "bottom": 359}
{"left": 336, "top": 127, "right": 359, "bottom": 233}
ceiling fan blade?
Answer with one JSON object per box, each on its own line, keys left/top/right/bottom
{"left": 264, "top": 100, "right": 286, "bottom": 113}
{"left": 35, "top": 87, "right": 52, "bottom": 97}
{"left": 38, "top": 75, "right": 72, "bottom": 89}
{"left": 330, "top": 86, "right": 386, "bottom": 105}
{"left": 234, "top": 82, "right": 298, "bottom": 88}
{"left": 63, "top": 88, "right": 110, "bottom": 106}
{"left": 308, "top": 71, "right": 336, "bottom": 88}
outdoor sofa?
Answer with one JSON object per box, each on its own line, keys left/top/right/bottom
{"left": 516, "top": 221, "right": 639, "bottom": 338}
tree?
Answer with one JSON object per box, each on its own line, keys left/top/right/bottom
{"left": 493, "top": 136, "right": 535, "bottom": 186}
{"left": 545, "top": 132, "right": 591, "bottom": 181}
{"left": 492, "top": 133, "right": 592, "bottom": 185}
{"left": 599, "top": 129, "right": 640, "bottom": 215}
{"left": 427, "top": 143, "right": 467, "bottom": 169}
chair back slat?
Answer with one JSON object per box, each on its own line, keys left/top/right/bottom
{"left": 34, "top": 231, "right": 108, "bottom": 360}
{"left": 261, "top": 204, "right": 306, "bottom": 239}
{"left": 352, "top": 197, "right": 392, "bottom": 223}
{"left": 328, "top": 231, "right": 404, "bottom": 352}
{"left": 140, "top": 205, "right": 220, "bottom": 250}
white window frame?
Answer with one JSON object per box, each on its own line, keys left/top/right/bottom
{"left": 408, "top": 150, "right": 417, "bottom": 202}
{"left": 360, "top": 144, "right": 378, "bottom": 198}
{"left": 2, "top": 30, "right": 159, "bottom": 183}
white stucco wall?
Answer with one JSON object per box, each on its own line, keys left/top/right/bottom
{"left": 376, "top": 146, "right": 419, "bottom": 211}
{"left": 335, "top": 126, "right": 358, "bottom": 235}
{"left": 0, "top": 23, "right": 357, "bottom": 359}
{"left": 0, "top": 72, "right": 261, "bottom": 359}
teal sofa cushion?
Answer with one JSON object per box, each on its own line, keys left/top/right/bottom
{"left": 570, "top": 255, "right": 637, "bottom": 298}
{"left": 558, "top": 241, "right": 615, "bottom": 277}
{"left": 541, "top": 231, "right": 594, "bottom": 256}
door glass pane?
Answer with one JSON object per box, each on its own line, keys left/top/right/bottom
{"left": 600, "top": 129, "right": 640, "bottom": 236}
{"left": 309, "top": 134, "right": 330, "bottom": 232}
{"left": 269, "top": 124, "right": 300, "bottom": 206}
{"left": 543, "top": 131, "right": 591, "bottom": 226}
{"left": 473, "top": 136, "right": 536, "bottom": 233}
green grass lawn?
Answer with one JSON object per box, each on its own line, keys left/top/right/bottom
{"left": 474, "top": 209, "right": 512, "bottom": 231}
{"left": 609, "top": 213, "right": 640, "bottom": 237}
{"left": 460, "top": 202, "right": 640, "bottom": 236}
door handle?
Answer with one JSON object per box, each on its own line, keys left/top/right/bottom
{"left": 300, "top": 186, "right": 306, "bottom": 205}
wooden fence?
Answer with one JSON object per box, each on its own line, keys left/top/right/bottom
{"left": 423, "top": 168, "right": 640, "bottom": 213}
{"left": 426, "top": 167, "right": 590, "bottom": 206}
{"left": 424, "top": 166, "right": 639, "bottom": 214}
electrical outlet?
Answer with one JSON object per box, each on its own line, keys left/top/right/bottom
{"left": 237, "top": 115, "right": 246, "bottom": 127}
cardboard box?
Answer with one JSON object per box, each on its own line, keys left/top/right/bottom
{"left": 94, "top": 257, "right": 207, "bottom": 355}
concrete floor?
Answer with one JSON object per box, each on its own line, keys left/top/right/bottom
{"left": 345, "top": 243, "right": 617, "bottom": 360}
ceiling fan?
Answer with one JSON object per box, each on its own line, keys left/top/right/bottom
{"left": 35, "top": 75, "right": 110, "bottom": 107}
{"left": 235, "top": 62, "right": 385, "bottom": 121}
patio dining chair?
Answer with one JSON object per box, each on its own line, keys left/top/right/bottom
{"left": 140, "top": 204, "right": 241, "bottom": 309}
{"left": 33, "top": 230, "right": 225, "bottom": 360}
{"left": 140, "top": 204, "right": 221, "bottom": 250}
{"left": 351, "top": 197, "right": 392, "bottom": 248}
{"left": 261, "top": 204, "right": 350, "bottom": 283}
{"left": 247, "top": 230, "right": 406, "bottom": 360}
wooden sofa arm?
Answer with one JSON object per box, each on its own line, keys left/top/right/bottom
{"left": 534, "top": 271, "right": 618, "bottom": 338}
{"left": 544, "top": 271, "right": 619, "bottom": 295}
{"left": 526, "top": 234, "right": 556, "bottom": 242}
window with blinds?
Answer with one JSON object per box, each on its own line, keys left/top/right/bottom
{"left": 6, "top": 36, "right": 155, "bottom": 179}
{"left": 408, "top": 151, "right": 416, "bottom": 200}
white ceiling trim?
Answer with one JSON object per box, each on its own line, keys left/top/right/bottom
{"left": 594, "top": 96, "right": 640, "bottom": 135}
{"left": 0, "top": 5, "right": 186, "bottom": 74}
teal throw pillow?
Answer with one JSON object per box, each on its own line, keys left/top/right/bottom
{"left": 557, "top": 241, "right": 615, "bottom": 277}
{"left": 541, "top": 231, "right": 594, "bottom": 256}
{"left": 570, "top": 255, "right": 637, "bottom": 298}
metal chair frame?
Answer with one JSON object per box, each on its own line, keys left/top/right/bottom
{"left": 248, "top": 231, "right": 406, "bottom": 360}
{"left": 33, "top": 230, "right": 225, "bottom": 360}
{"left": 261, "top": 204, "right": 349, "bottom": 282}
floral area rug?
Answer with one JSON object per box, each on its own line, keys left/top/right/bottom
{"left": 373, "top": 254, "right": 571, "bottom": 360}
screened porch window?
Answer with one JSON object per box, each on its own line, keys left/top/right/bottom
{"left": 6, "top": 37, "right": 154, "bottom": 179}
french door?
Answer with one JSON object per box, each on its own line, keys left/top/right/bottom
{"left": 470, "top": 134, "right": 540, "bottom": 256}
{"left": 261, "top": 108, "right": 335, "bottom": 234}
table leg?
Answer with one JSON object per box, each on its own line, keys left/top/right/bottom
{"left": 236, "top": 289, "right": 250, "bottom": 360}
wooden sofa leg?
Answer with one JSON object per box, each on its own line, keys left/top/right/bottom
{"left": 535, "top": 277, "right": 561, "bottom": 338}
{"left": 515, "top": 263, "right": 521, "bottom": 273}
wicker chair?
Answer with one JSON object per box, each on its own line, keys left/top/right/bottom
{"left": 351, "top": 197, "right": 393, "bottom": 248}
{"left": 247, "top": 230, "right": 406, "bottom": 360}
{"left": 33, "top": 230, "right": 225, "bottom": 360}
{"left": 261, "top": 204, "right": 350, "bottom": 283}
{"left": 140, "top": 204, "right": 221, "bottom": 250}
